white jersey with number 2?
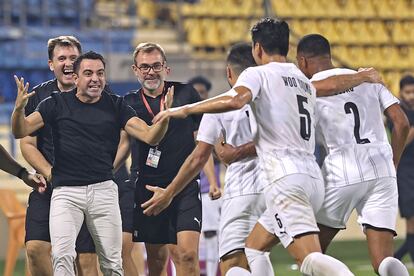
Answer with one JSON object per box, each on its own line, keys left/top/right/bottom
{"left": 312, "top": 68, "right": 399, "bottom": 187}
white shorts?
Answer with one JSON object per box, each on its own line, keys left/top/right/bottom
{"left": 264, "top": 173, "right": 324, "bottom": 248}
{"left": 316, "top": 177, "right": 398, "bottom": 233}
{"left": 201, "top": 193, "right": 222, "bottom": 232}
{"left": 219, "top": 194, "right": 269, "bottom": 258}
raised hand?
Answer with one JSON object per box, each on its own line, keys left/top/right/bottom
{"left": 209, "top": 184, "right": 222, "bottom": 200}
{"left": 164, "top": 85, "right": 174, "bottom": 110}
{"left": 14, "top": 75, "right": 35, "bottom": 110}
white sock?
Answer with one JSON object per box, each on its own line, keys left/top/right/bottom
{"left": 378, "top": 257, "right": 409, "bottom": 276}
{"left": 226, "top": 267, "right": 251, "bottom": 276}
{"left": 204, "top": 235, "right": 219, "bottom": 276}
{"left": 300, "top": 252, "right": 354, "bottom": 276}
{"left": 244, "top": 247, "right": 274, "bottom": 276}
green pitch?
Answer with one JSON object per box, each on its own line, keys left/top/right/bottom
{"left": 271, "top": 239, "right": 413, "bottom": 275}
{"left": 1, "top": 240, "right": 413, "bottom": 275}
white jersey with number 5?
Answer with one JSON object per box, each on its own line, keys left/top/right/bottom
{"left": 312, "top": 68, "right": 399, "bottom": 186}
{"left": 234, "top": 62, "right": 321, "bottom": 184}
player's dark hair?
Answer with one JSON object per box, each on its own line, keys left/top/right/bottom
{"left": 297, "top": 34, "right": 331, "bottom": 57}
{"left": 226, "top": 42, "right": 256, "bottom": 75}
{"left": 47, "top": 36, "right": 82, "bottom": 60}
{"left": 73, "top": 51, "right": 105, "bottom": 74}
{"left": 400, "top": 75, "right": 414, "bottom": 90}
{"left": 251, "top": 17, "right": 289, "bottom": 56}
{"left": 188, "top": 76, "right": 212, "bottom": 92}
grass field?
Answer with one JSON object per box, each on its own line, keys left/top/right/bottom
{"left": 1, "top": 240, "right": 412, "bottom": 275}
{"left": 270, "top": 239, "right": 414, "bottom": 275}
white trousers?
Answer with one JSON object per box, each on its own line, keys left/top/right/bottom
{"left": 50, "top": 180, "right": 123, "bottom": 276}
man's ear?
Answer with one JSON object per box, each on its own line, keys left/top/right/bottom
{"left": 48, "top": 59, "right": 54, "bottom": 72}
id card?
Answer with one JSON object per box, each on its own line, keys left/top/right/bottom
{"left": 146, "top": 147, "right": 161, "bottom": 168}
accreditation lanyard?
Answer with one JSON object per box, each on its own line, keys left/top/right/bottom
{"left": 141, "top": 89, "right": 165, "bottom": 168}
{"left": 140, "top": 90, "right": 165, "bottom": 118}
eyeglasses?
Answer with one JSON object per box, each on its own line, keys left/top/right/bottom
{"left": 136, "top": 62, "right": 165, "bottom": 73}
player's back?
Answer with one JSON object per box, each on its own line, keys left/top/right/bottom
{"left": 313, "top": 68, "right": 399, "bottom": 186}
{"left": 235, "top": 62, "right": 321, "bottom": 183}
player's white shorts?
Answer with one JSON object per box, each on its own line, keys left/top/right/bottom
{"left": 201, "top": 193, "right": 222, "bottom": 232}
{"left": 316, "top": 177, "right": 398, "bottom": 233}
{"left": 263, "top": 173, "right": 324, "bottom": 248}
{"left": 219, "top": 194, "right": 272, "bottom": 258}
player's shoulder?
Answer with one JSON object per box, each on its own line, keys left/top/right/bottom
{"left": 123, "top": 89, "right": 140, "bottom": 102}
{"left": 32, "top": 79, "right": 59, "bottom": 98}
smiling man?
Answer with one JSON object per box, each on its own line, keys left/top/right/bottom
{"left": 12, "top": 51, "right": 172, "bottom": 276}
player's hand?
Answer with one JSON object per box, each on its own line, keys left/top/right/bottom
{"left": 215, "top": 140, "right": 237, "bottom": 165}
{"left": 209, "top": 184, "right": 221, "bottom": 200}
{"left": 164, "top": 86, "right": 174, "bottom": 110}
{"left": 22, "top": 171, "right": 47, "bottom": 193}
{"left": 141, "top": 185, "right": 173, "bottom": 216}
{"left": 357, "top": 68, "right": 384, "bottom": 85}
{"left": 152, "top": 106, "right": 188, "bottom": 124}
{"left": 14, "top": 75, "right": 35, "bottom": 110}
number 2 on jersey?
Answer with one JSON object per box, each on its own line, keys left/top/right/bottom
{"left": 297, "top": 95, "right": 311, "bottom": 141}
{"left": 344, "top": 102, "right": 370, "bottom": 144}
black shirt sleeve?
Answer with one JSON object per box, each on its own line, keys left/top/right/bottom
{"left": 119, "top": 98, "right": 137, "bottom": 129}
{"left": 35, "top": 94, "right": 58, "bottom": 125}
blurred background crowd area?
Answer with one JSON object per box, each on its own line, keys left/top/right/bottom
{"left": 0, "top": 0, "right": 413, "bottom": 104}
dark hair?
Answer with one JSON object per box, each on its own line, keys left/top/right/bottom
{"left": 47, "top": 36, "right": 82, "bottom": 60}
{"left": 297, "top": 34, "right": 331, "bottom": 57}
{"left": 73, "top": 51, "right": 106, "bottom": 74}
{"left": 400, "top": 75, "right": 414, "bottom": 90}
{"left": 133, "top": 42, "right": 167, "bottom": 65}
{"left": 188, "top": 76, "right": 212, "bottom": 91}
{"left": 226, "top": 42, "right": 256, "bottom": 75}
{"left": 251, "top": 17, "right": 289, "bottom": 56}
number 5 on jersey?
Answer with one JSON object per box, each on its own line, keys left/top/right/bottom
{"left": 297, "top": 95, "right": 311, "bottom": 141}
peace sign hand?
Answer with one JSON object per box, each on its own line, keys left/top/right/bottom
{"left": 14, "top": 75, "right": 35, "bottom": 110}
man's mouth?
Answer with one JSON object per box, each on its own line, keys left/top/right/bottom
{"left": 63, "top": 68, "right": 74, "bottom": 75}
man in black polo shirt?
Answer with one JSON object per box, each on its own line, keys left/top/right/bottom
{"left": 20, "top": 36, "right": 98, "bottom": 276}
{"left": 12, "top": 51, "right": 171, "bottom": 276}
{"left": 121, "top": 42, "right": 208, "bottom": 276}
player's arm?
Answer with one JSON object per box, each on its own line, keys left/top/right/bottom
{"left": 124, "top": 116, "right": 169, "bottom": 146}
{"left": 142, "top": 141, "right": 214, "bottom": 215}
{"left": 20, "top": 136, "right": 52, "bottom": 180}
{"left": 0, "top": 144, "right": 46, "bottom": 191}
{"left": 215, "top": 141, "right": 256, "bottom": 165}
{"left": 152, "top": 87, "right": 252, "bottom": 123}
{"left": 113, "top": 130, "right": 131, "bottom": 173}
{"left": 385, "top": 103, "right": 410, "bottom": 168}
{"left": 313, "top": 68, "right": 383, "bottom": 97}
{"left": 203, "top": 154, "right": 221, "bottom": 200}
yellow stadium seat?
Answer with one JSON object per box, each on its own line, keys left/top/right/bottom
{"left": 373, "top": 0, "right": 394, "bottom": 18}
{"left": 383, "top": 71, "right": 401, "bottom": 95}
{"left": 391, "top": 21, "right": 413, "bottom": 44}
{"left": 202, "top": 19, "right": 223, "bottom": 48}
{"left": 388, "top": 0, "right": 410, "bottom": 19}
{"left": 348, "top": 20, "right": 371, "bottom": 44}
{"left": 272, "top": 0, "right": 296, "bottom": 17}
{"left": 333, "top": 20, "right": 354, "bottom": 45}
{"left": 185, "top": 19, "right": 205, "bottom": 48}
{"left": 295, "top": 19, "right": 319, "bottom": 38}
{"left": 316, "top": 20, "right": 341, "bottom": 44}
{"left": 366, "top": 20, "right": 390, "bottom": 44}
{"left": 399, "top": 46, "right": 412, "bottom": 69}
{"left": 332, "top": 45, "right": 350, "bottom": 65}
{"left": 346, "top": 46, "right": 365, "bottom": 68}
{"left": 379, "top": 46, "right": 402, "bottom": 70}
{"left": 363, "top": 47, "right": 382, "bottom": 68}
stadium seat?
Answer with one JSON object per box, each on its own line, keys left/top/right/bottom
{"left": 391, "top": 21, "right": 413, "bottom": 44}
{"left": 366, "top": 20, "right": 390, "bottom": 44}
{"left": 363, "top": 47, "right": 382, "bottom": 68}
{"left": 0, "top": 189, "right": 28, "bottom": 276}
{"left": 316, "top": 20, "right": 341, "bottom": 44}
{"left": 272, "top": 0, "right": 296, "bottom": 17}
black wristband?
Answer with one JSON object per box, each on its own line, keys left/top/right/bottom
{"left": 16, "top": 167, "right": 27, "bottom": 179}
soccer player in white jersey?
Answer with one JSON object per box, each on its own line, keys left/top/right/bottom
{"left": 143, "top": 42, "right": 274, "bottom": 276}
{"left": 141, "top": 18, "right": 385, "bottom": 276}
{"left": 296, "top": 34, "right": 410, "bottom": 276}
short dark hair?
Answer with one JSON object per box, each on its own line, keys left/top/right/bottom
{"left": 251, "top": 17, "right": 289, "bottom": 56}
{"left": 47, "top": 36, "right": 82, "bottom": 60}
{"left": 73, "top": 51, "right": 106, "bottom": 74}
{"left": 297, "top": 34, "right": 331, "bottom": 57}
{"left": 400, "top": 75, "right": 414, "bottom": 90}
{"left": 226, "top": 42, "right": 256, "bottom": 75}
{"left": 188, "top": 76, "right": 212, "bottom": 91}
{"left": 133, "top": 42, "right": 167, "bottom": 65}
